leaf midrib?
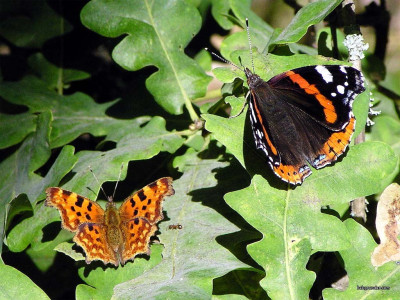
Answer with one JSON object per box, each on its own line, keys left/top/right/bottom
{"left": 144, "top": 0, "right": 192, "bottom": 117}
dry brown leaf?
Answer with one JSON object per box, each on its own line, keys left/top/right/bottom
{"left": 371, "top": 183, "right": 400, "bottom": 267}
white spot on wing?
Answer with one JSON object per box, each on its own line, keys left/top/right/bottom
{"left": 331, "top": 92, "right": 336, "bottom": 97}
{"left": 315, "top": 66, "right": 333, "bottom": 83}
{"left": 337, "top": 85, "right": 345, "bottom": 94}
{"left": 340, "top": 66, "right": 347, "bottom": 74}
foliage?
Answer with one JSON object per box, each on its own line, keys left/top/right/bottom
{"left": 0, "top": 0, "right": 398, "bottom": 299}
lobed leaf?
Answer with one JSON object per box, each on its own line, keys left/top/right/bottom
{"left": 225, "top": 175, "right": 354, "bottom": 298}
{"left": 81, "top": 0, "right": 211, "bottom": 115}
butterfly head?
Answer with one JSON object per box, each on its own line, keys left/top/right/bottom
{"left": 244, "top": 67, "right": 262, "bottom": 89}
{"left": 106, "top": 196, "right": 116, "bottom": 208}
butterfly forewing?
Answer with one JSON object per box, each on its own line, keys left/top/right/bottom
{"left": 268, "top": 65, "right": 364, "bottom": 130}
{"left": 119, "top": 177, "right": 174, "bottom": 223}
{"left": 45, "top": 187, "right": 105, "bottom": 231}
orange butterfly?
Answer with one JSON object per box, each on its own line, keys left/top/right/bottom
{"left": 45, "top": 177, "right": 174, "bottom": 266}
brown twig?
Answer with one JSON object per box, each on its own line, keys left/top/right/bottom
{"left": 341, "top": 0, "right": 367, "bottom": 222}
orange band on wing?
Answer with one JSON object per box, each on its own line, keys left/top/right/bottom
{"left": 251, "top": 91, "right": 278, "bottom": 156}
{"left": 314, "top": 116, "right": 355, "bottom": 168}
{"left": 272, "top": 163, "right": 311, "bottom": 185}
{"left": 286, "top": 71, "right": 337, "bottom": 124}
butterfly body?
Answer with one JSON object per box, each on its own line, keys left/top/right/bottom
{"left": 244, "top": 65, "right": 365, "bottom": 184}
{"left": 46, "top": 177, "right": 174, "bottom": 266}
{"left": 103, "top": 202, "right": 124, "bottom": 262}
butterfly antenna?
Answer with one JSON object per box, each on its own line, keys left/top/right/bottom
{"left": 204, "top": 48, "right": 242, "bottom": 71}
{"left": 88, "top": 165, "right": 111, "bottom": 202}
{"left": 88, "top": 166, "right": 112, "bottom": 201}
{"left": 245, "top": 18, "right": 255, "bottom": 73}
{"left": 112, "top": 163, "right": 124, "bottom": 202}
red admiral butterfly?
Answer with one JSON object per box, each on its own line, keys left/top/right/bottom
{"left": 246, "top": 64, "right": 365, "bottom": 185}
{"left": 209, "top": 20, "right": 366, "bottom": 185}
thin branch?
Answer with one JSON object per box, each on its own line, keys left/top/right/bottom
{"left": 341, "top": 0, "right": 367, "bottom": 222}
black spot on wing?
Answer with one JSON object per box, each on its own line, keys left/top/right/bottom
{"left": 75, "top": 196, "right": 84, "bottom": 207}
{"left": 87, "top": 202, "right": 92, "bottom": 211}
{"left": 130, "top": 199, "right": 136, "bottom": 207}
{"left": 137, "top": 190, "right": 147, "bottom": 201}
{"left": 148, "top": 181, "right": 157, "bottom": 189}
{"left": 63, "top": 190, "right": 72, "bottom": 197}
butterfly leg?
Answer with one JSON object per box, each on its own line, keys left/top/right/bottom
{"left": 230, "top": 91, "right": 250, "bottom": 119}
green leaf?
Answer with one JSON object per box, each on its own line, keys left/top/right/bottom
{"left": 28, "top": 53, "right": 90, "bottom": 90}
{"left": 218, "top": 0, "right": 274, "bottom": 58}
{"left": 54, "top": 242, "right": 85, "bottom": 262}
{"left": 0, "top": 265, "right": 50, "bottom": 299}
{"left": 26, "top": 230, "right": 74, "bottom": 272}
{"left": 0, "top": 76, "right": 149, "bottom": 148}
{"left": 4, "top": 146, "right": 77, "bottom": 253}
{"left": 0, "top": 112, "right": 36, "bottom": 149}
{"left": 269, "top": 0, "right": 342, "bottom": 48}
{"left": 225, "top": 175, "right": 355, "bottom": 298}
{"left": 0, "top": 0, "right": 72, "bottom": 48}
{"left": 293, "top": 142, "right": 398, "bottom": 203}
{"left": 75, "top": 244, "right": 163, "bottom": 300}
{"left": 62, "top": 116, "right": 184, "bottom": 194}
{"left": 211, "top": 0, "right": 234, "bottom": 30}
{"left": 216, "top": 0, "right": 317, "bottom": 58}
{"left": 81, "top": 0, "right": 211, "bottom": 115}
{"left": 369, "top": 115, "right": 400, "bottom": 156}
{"left": 112, "top": 149, "right": 248, "bottom": 298}
{"left": 323, "top": 219, "right": 400, "bottom": 298}
{"left": 0, "top": 111, "right": 51, "bottom": 254}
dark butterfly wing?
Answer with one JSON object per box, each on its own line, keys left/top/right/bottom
{"left": 245, "top": 65, "right": 365, "bottom": 185}
{"left": 268, "top": 65, "right": 364, "bottom": 130}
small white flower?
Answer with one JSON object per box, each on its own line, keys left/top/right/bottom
{"left": 343, "top": 34, "right": 369, "bottom": 61}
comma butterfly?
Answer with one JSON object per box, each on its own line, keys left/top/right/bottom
{"left": 45, "top": 177, "right": 174, "bottom": 266}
